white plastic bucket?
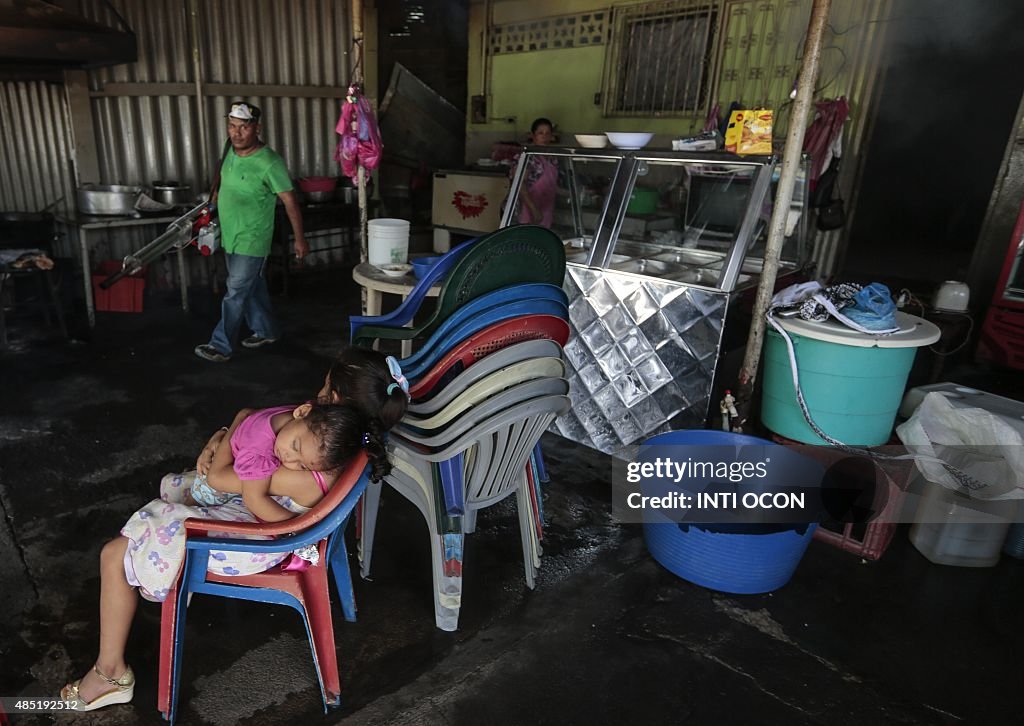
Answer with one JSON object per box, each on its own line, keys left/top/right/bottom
{"left": 368, "top": 218, "right": 411, "bottom": 265}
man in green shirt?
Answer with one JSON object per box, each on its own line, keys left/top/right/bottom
{"left": 195, "top": 102, "right": 307, "bottom": 362}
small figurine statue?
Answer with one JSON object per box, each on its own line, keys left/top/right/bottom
{"left": 720, "top": 389, "right": 738, "bottom": 431}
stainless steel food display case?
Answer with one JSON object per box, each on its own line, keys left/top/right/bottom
{"left": 501, "top": 146, "right": 809, "bottom": 455}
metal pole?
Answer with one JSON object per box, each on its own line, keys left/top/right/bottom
{"left": 734, "top": 0, "right": 833, "bottom": 428}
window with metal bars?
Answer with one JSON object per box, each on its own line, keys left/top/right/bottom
{"left": 603, "top": 1, "right": 718, "bottom": 117}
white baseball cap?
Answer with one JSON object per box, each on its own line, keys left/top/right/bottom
{"left": 227, "top": 102, "right": 261, "bottom": 122}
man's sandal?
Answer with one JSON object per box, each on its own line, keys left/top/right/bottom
{"left": 60, "top": 664, "right": 135, "bottom": 711}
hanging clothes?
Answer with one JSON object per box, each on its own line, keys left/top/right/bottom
{"left": 802, "top": 97, "right": 849, "bottom": 191}
{"left": 335, "top": 84, "right": 383, "bottom": 180}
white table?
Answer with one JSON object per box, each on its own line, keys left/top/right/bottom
{"left": 57, "top": 213, "right": 188, "bottom": 327}
{"left": 352, "top": 262, "right": 442, "bottom": 358}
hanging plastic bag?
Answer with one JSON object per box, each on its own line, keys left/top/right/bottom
{"left": 843, "top": 283, "right": 897, "bottom": 331}
{"left": 335, "top": 84, "right": 383, "bottom": 180}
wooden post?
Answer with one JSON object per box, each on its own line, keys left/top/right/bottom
{"left": 351, "top": 0, "right": 370, "bottom": 314}
{"left": 734, "top": 0, "right": 833, "bottom": 428}
{"left": 187, "top": 0, "right": 210, "bottom": 189}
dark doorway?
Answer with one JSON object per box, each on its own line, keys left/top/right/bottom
{"left": 841, "top": 0, "right": 1024, "bottom": 287}
{"left": 377, "top": 0, "right": 469, "bottom": 223}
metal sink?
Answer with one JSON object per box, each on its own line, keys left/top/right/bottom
{"left": 653, "top": 248, "right": 726, "bottom": 267}
{"left": 666, "top": 268, "right": 752, "bottom": 287}
{"left": 565, "top": 251, "right": 592, "bottom": 264}
{"left": 611, "top": 258, "right": 687, "bottom": 277}
{"left": 614, "top": 242, "right": 663, "bottom": 258}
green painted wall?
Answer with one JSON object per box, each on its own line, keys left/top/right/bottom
{"left": 465, "top": 0, "right": 884, "bottom": 163}
{"left": 467, "top": 0, "right": 703, "bottom": 152}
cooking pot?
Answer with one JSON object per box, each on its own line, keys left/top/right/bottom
{"left": 151, "top": 181, "right": 192, "bottom": 206}
{"left": 336, "top": 177, "right": 372, "bottom": 205}
{"left": 77, "top": 184, "right": 145, "bottom": 216}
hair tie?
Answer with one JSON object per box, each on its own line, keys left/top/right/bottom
{"left": 361, "top": 432, "right": 371, "bottom": 447}
{"left": 385, "top": 356, "right": 411, "bottom": 401}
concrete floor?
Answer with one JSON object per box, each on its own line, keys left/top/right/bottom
{"left": 1, "top": 271, "right": 1023, "bottom": 725}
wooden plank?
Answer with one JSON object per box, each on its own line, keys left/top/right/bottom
{"left": 63, "top": 70, "right": 100, "bottom": 185}
{"left": 90, "top": 82, "right": 346, "bottom": 99}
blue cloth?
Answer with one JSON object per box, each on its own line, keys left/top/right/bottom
{"left": 189, "top": 474, "right": 240, "bottom": 506}
{"left": 208, "top": 252, "right": 279, "bottom": 355}
{"left": 843, "top": 282, "right": 897, "bottom": 331}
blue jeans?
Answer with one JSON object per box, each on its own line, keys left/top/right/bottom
{"left": 208, "top": 253, "right": 278, "bottom": 355}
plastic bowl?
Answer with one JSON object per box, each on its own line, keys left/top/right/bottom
{"left": 298, "top": 176, "right": 338, "bottom": 194}
{"left": 378, "top": 263, "right": 413, "bottom": 278}
{"left": 575, "top": 134, "right": 608, "bottom": 149}
{"left": 605, "top": 132, "right": 654, "bottom": 150}
{"left": 412, "top": 256, "right": 443, "bottom": 280}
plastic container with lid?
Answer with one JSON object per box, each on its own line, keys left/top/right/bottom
{"left": 761, "top": 312, "right": 941, "bottom": 445}
{"left": 909, "top": 481, "right": 1015, "bottom": 567}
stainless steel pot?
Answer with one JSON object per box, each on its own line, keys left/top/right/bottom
{"left": 77, "top": 184, "right": 145, "bottom": 216}
{"left": 336, "top": 176, "right": 372, "bottom": 205}
{"left": 151, "top": 181, "right": 192, "bottom": 206}
{"left": 304, "top": 190, "right": 336, "bottom": 203}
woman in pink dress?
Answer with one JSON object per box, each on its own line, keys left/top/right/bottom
{"left": 513, "top": 117, "right": 559, "bottom": 227}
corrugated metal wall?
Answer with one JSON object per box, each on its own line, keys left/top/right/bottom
{"left": 715, "top": 0, "right": 891, "bottom": 277}
{"left": 0, "top": 82, "right": 77, "bottom": 215}
{"left": 0, "top": 0, "right": 356, "bottom": 276}
{"left": 82, "top": 0, "right": 352, "bottom": 190}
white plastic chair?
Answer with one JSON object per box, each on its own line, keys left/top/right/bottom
{"left": 363, "top": 392, "right": 570, "bottom": 631}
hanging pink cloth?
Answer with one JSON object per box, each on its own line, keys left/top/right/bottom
{"left": 703, "top": 101, "right": 721, "bottom": 133}
{"left": 803, "top": 97, "right": 849, "bottom": 191}
{"left": 335, "top": 84, "right": 383, "bottom": 180}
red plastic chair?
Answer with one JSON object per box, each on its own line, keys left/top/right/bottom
{"left": 408, "top": 314, "right": 570, "bottom": 399}
{"left": 157, "top": 452, "right": 369, "bottom": 723}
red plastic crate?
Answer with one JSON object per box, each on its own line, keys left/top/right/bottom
{"left": 92, "top": 260, "right": 146, "bottom": 313}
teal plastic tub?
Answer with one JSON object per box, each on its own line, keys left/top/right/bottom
{"left": 761, "top": 312, "right": 939, "bottom": 446}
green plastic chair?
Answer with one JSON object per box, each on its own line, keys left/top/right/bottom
{"left": 353, "top": 225, "right": 566, "bottom": 347}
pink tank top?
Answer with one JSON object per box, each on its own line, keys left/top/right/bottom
{"left": 230, "top": 405, "right": 329, "bottom": 494}
{"left": 230, "top": 405, "right": 294, "bottom": 481}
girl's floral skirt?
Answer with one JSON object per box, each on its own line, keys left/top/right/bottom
{"left": 121, "top": 471, "right": 308, "bottom": 602}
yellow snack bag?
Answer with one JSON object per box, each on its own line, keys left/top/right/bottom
{"left": 723, "top": 109, "right": 773, "bottom": 155}
{"left": 724, "top": 110, "right": 745, "bottom": 152}
{"left": 739, "top": 108, "right": 773, "bottom": 155}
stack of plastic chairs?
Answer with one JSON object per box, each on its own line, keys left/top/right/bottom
{"left": 351, "top": 225, "right": 566, "bottom": 348}
{"left": 157, "top": 454, "right": 370, "bottom": 724}
{"left": 351, "top": 225, "right": 571, "bottom": 630}
{"left": 362, "top": 342, "right": 570, "bottom": 630}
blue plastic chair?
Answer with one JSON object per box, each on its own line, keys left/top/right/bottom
{"left": 348, "top": 236, "right": 479, "bottom": 342}
{"left": 352, "top": 225, "right": 566, "bottom": 347}
{"left": 400, "top": 298, "right": 568, "bottom": 382}
{"left": 158, "top": 455, "right": 370, "bottom": 723}
{"left": 398, "top": 286, "right": 566, "bottom": 370}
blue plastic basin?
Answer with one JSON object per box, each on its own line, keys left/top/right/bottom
{"left": 412, "top": 256, "right": 443, "bottom": 280}
{"left": 640, "top": 430, "right": 818, "bottom": 594}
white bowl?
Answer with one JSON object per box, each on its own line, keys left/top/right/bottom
{"left": 378, "top": 263, "right": 413, "bottom": 278}
{"left": 605, "top": 132, "right": 654, "bottom": 150}
{"left": 575, "top": 134, "right": 608, "bottom": 149}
